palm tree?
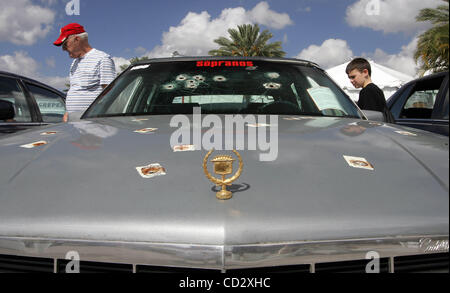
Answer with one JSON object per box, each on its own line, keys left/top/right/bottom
{"left": 208, "top": 24, "right": 286, "bottom": 57}
{"left": 414, "top": 0, "right": 449, "bottom": 75}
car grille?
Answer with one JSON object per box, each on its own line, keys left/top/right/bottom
{"left": 0, "top": 254, "right": 54, "bottom": 273}
{"left": 314, "top": 258, "right": 390, "bottom": 273}
{"left": 393, "top": 253, "right": 450, "bottom": 273}
{"left": 0, "top": 253, "right": 448, "bottom": 273}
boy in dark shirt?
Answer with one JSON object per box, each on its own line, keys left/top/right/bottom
{"left": 346, "top": 58, "right": 394, "bottom": 123}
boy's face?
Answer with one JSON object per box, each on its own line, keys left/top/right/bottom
{"left": 347, "top": 69, "right": 369, "bottom": 89}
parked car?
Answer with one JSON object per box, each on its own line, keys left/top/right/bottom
{"left": 0, "top": 71, "right": 66, "bottom": 137}
{"left": 387, "top": 71, "right": 449, "bottom": 136}
{"left": 0, "top": 57, "right": 448, "bottom": 273}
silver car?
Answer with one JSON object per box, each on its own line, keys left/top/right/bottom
{"left": 0, "top": 57, "right": 448, "bottom": 273}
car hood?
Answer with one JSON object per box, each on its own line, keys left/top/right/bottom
{"left": 0, "top": 116, "right": 448, "bottom": 246}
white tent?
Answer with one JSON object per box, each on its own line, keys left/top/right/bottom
{"left": 326, "top": 60, "right": 414, "bottom": 101}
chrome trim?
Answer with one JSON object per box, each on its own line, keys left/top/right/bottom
{"left": 0, "top": 235, "right": 447, "bottom": 271}
{"left": 224, "top": 235, "right": 448, "bottom": 269}
{"left": 396, "top": 119, "right": 448, "bottom": 125}
{"left": 389, "top": 257, "right": 395, "bottom": 273}
{"left": 0, "top": 237, "right": 223, "bottom": 270}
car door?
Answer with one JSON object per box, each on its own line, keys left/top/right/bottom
{"left": 389, "top": 73, "right": 448, "bottom": 136}
{"left": 0, "top": 75, "right": 41, "bottom": 136}
{"left": 429, "top": 76, "right": 449, "bottom": 136}
{"left": 24, "top": 82, "right": 66, "bottom": 123}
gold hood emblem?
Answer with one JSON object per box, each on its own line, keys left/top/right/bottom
{"left": 203, "top": 149, "right": 243, "bottom": 200}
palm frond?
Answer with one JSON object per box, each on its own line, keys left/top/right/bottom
{"left": 415, "top": 0, "right": 449, "bottom": 74}
{"left": 209, "top": 24, "right": 286, "bottom": 57}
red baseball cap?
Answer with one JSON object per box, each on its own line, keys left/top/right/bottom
{"left": 53, "top": 23, "right": 85, "bottom": 46}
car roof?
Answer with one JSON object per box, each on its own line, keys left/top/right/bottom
{"left": 0, "top": 70, "right": 65, "bottom": 96}
{"left": 386, "top": 70, "right": 448, "bottom": 106}
{"left": 404, "top": 71, "right": 449, "bottom": 85}
{"left": 133, "top": 56, "right": 321, "bottom": 69}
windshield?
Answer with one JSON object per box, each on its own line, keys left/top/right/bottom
{"left": 84, "top": 60, "right": 362, "bottom": 118}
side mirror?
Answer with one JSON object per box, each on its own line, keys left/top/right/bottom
{"left": 0, "top": 100, "right": 15, "bottom": 120}
{"left": 362, "top": 110, "right": 384, "bottom": 122}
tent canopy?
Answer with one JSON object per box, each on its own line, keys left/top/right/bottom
{"left": 326, "top": 60, "right": 414, "bottom": 101}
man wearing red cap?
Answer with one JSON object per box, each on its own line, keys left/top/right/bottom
{"left": 54, "top": 23, "right": 115, "bottom": 119}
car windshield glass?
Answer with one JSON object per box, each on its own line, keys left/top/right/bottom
{"left": 84, "top": 60, "right": 361, "bottom": 118}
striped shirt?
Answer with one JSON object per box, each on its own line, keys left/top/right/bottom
{"left": 66, "top": 48, "right": 116, "bottom": 112}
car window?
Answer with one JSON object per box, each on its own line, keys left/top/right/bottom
{"left": 85, "top": 60, "right": 361, "bottom": 119}
{"left": 26, "top": 83, "right": 66, "bottom": 123}
{"left": 399, "top": 76, "right": 444, "bottom": 119}
{"left": 0, "top": 76, "right": 32, "bottom": 122}
{"left": 106, "top": 76, "right": 143, "bottom": 113}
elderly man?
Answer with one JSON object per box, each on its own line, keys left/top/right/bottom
{"left": 53, "top": 23, "right": 115, "bottom": 120}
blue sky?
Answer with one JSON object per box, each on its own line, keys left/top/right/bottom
{"left": 0, "top": 0, "right": 443, "bottom": 90}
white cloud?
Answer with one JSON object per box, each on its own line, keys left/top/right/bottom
{"left": 295, "top": 39, "right": 354, "bottom": 69}
{"left": 248, "top": 1, "right": 293, "bottom": 29}
{"left": 364, "top": 37, "right": 420, "bottom": 77}
{"left": 134, "top": 46, "right": 147, "bottom": 55}
{"left": 0, "top": 51, "right": 39, "bottom": 77}
{"left": 294, "top": 36, "right": 420, "bottom": 77}
{"left": 0, "top": 0, "right": 55, "bottom": 45}
{"left": 345, "top": 0, "right": 440, "bottom": 34}
{"left": 45, "top": 56, "right": 56, "bottom": 68}
{"left": 144, "top": 1, "right": 293, "bottom": 58}
{"left": 112, "top": 57, "right": 130, "bottom": 74}
{"left": 39, "top": 0, "right": 58, "bottom": 5}
{"left": 0, "top": 51, "right": 68, "bottom": 90}
{"left": 39, "top": 76, "right": 69, "bottom": 90}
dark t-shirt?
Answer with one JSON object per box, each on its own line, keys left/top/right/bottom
{"left": 357, "top": 83, "right": 395, "bottom": 123}
{"left": 357, "top": 83, "right": 386, "bottom": 111}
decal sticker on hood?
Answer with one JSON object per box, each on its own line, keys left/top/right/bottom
{"left": 247, "top": 123, "right": 271, "bottom": 128}
{"left": 173, "top": 144, "right": 196, "bottom": 152}
{"left": 136, "top": 163, "right": 166, "bottom": 178}
{"left": 40, "top": 131, "right": 58, "bottom": 135}
{"left": 395, "top": 130, "right": 417, "bottom": 136}
{"left": 20, "top": 140, "right": 48, "bottom": 149}
{"left": 134, "top": 128, "right": 158, "bottom": 134}
{"left": 131, "top": 118, "right": 149, "bottom": 122}
{"left": 343, "top": 155, "right": 374, "bottom": 171}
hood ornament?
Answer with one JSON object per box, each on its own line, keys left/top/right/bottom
{"left": 203, "top": 149, "right": 243, "bottom": 200}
